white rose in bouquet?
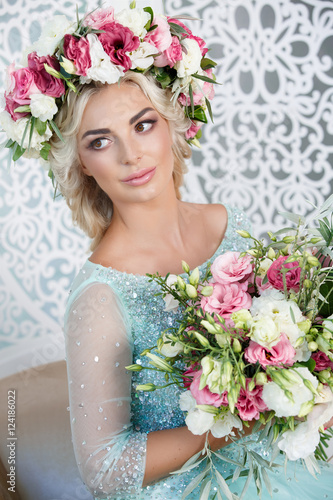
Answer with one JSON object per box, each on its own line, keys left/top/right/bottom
{"left": 262, "top": 367, "right": 318, "bottom": 417}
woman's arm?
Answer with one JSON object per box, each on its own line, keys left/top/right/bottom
{"left": 143, "top": 420, "right": 257, "bottom": 486}
{"left": 65, "top": 282, "right": 257, "bottom": 496}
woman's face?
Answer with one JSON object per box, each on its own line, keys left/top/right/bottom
{"left": 78, "top": 83, "right": 175, "bottom": 207}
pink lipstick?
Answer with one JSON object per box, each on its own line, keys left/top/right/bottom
{"left": 121, "top": 167, "right": 156, "bottom": 186}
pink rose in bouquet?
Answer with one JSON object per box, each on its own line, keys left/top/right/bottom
{"left": 63, "top": 35, "right": 92, "bottom": 76}
{"left": 28, "top": 53, "right": 65, "bottom": 97}
{"left": 245, "top": 333, "right": 296, "bottom": 368}
{"left": 189, "top": 369, "right": 228, "bottom": 407}
{"left": 312, "top": 351, "right": 333, "bottom": 371}
{"left": 82, "top": 6, "right": 115, "bottom": 30}
{"left": 201, "top": 282, "right": 252, "bottom": 324}
{"left": 267, "top": 255, "right": 301, "bottom": 291}
{"left": 99, "top": 24, "right": 140, "bottom": 71}
{"left": 145, "top": 15, "right": 172, "bottom": 52}
{"left": 211, "top": 251, "right": 253, "bottom": 285}
{"left": 235, "top": 379, "right": 268, "bottom": 420}
{"left": 154, "top": 36, "right": 183, "bottom": 68}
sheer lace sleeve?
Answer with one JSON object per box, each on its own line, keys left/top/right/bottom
{"left": 65, "top": 282, "right": 147, "bottom": 498}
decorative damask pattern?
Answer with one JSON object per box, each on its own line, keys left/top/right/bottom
{"left": 0, "top": 0, "right": 332, "bottom": 367}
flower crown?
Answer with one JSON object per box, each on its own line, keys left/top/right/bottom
{"left": 0, "top": 2, "right": 217, "bottom": 170}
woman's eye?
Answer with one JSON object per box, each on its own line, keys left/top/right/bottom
{"left": 90, "top": 138, "right": 110, "bottom": 150}
{"left": 135, "top": 121, "right": 155, "bottom": 133}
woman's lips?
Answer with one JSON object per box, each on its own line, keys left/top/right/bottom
{"left": 121, "top": 167, "right": 156, "bottom": 186}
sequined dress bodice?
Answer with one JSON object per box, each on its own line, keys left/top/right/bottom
{"left": 64, "top": 206, "right": 333, "bottom": 500}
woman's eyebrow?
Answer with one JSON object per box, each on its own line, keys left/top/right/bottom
{"left": 81, "top": 128, "right": 111, "bottom": 140}
{"left": 129, "top": 107, "right": 155, "bottom": 125}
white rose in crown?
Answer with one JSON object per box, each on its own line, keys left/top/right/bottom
{"left": 175, "top": 38, "right": 202, "bottom": 79}
{"left": 0, "top": 111, "right": 52, "bottom": 151}
{"left": 31, "top": 15, "right": 76, "bottom": 57}
{"left": 115, "top": 8, "right": 151, "bottom": 37}
{"left": 30, "top": 94, "right": 58, "bottom": 122}
{"left": 80, "top": 35, "right": 124, "bottom": 85}
{"left": 130, "top": 42, "right": 159, "bottom": 70}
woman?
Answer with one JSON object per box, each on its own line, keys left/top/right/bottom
{"left": 1, "top": 2, "right": 332, "bottom": 499}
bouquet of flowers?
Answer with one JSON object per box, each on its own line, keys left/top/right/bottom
{"left": 127, "top": 196, "right": 333, "bottom": 499}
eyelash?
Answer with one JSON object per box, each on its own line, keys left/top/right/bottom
{"left": 88, "top": 119, "right": 157, "bottom": 150}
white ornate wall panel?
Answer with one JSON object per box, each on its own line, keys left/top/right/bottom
{"left": 0, "top": 0, "right": 332, "bottom": 371}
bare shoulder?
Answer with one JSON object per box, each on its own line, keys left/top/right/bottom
{"left": 188, "top": 202, "right": 228, "bottom": 234}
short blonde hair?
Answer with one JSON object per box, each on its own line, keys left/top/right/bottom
{"left": 49, "top": 73, "right": 192, "bottom": 250}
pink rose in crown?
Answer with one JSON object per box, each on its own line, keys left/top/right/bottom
{"left": 179, "top": 69, "right": 215, "bottom": 109}
{"left": 190, "top": 369, "right": 228, "bottom": 407}
{"left": 235, "top": 380, "right": 268, "bottom": 421}
{"left": 245, "top": 333, "right": 296, "bottom": 368}
{"left": 99, "top": 23, "right": 140, "bottom": 71}
{"left": 311, "top": 351, "right": 333, "bottom": 371}
{"left": 267, "top": 255, "right": 301, "bottom": 291}
{"left": 82, "top": 6, "right": 115, "bottom": 30}
{"left": 167, "top": 18, "right": 208, "bottom": 56}
{"left": 211, "top": 252, "right": 253, "bottom": 285}
{"left": 201, "top": 282, "right": 252, "bottom": 322}
{"left": 12, "top": 67, "right": 40, "bottom": 104}
{"left": 154, "top": 36, "right": 183, "bottom": 68}
{"left": 4, "top": 92, "right": 29, "bottom": 121}
{"left": 145, "top": 15, "right": 172, "bottom": 53}
{"left": 185, "top": 121, "right": 202, "bottom": 140}
{"left": 28, "top": 53, "right": 65, "bottom": 98}
{"left": 63, "top": 35, "right": 92, "bottom": 76}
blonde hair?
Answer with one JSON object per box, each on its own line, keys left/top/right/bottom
{"left": 49, "top": 73, "right": 192, "bottom": 250}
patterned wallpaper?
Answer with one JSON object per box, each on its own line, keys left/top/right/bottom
{"left": 0, "top": 0, "right": 332, "bottom": 374}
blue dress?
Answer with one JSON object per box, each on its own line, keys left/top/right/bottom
{"left": 64, "top": 206, "right": 333, "bottom": 500}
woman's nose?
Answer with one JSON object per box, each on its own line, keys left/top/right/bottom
{"left": 118, "top": 138, "right": 143, "bottom": 166}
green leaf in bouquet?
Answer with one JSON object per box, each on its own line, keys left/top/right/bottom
{"left": 260, "top": 466, "right": 273, "bottom": 497}
{"left": 294, "top": 357, "right": 316, "bottom": 372}
{"left": 317, "top": 272, "right": 333, "bottom": 316}
{"left": 172, "top": 450, "right": 206, "bottom": 475}
{"left": 212, "top": 451, "right": 244, "bottom": 468}
{"left": 278, "top": 210, "right": 305, "bottom": 225}
{"left": 180, "top": 465, "right": 209, "bottom": 499}
{"left": 239, "top": 456, "right": 253, "bottom": 500}
{"left": 318, "top": 220, "right": 332, "bottom": 246}
{"left": 214, "top": 469, "right": 234, "bottom": 500}
{"left": 249, "top": 450, "right": 271, "bottom": 469}
{"left": 200, "top": 478, "right": 212, "bottom": 500}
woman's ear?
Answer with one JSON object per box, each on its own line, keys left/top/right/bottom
{"left": 81, "top": 162, "right": 93, "bottom": 177}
